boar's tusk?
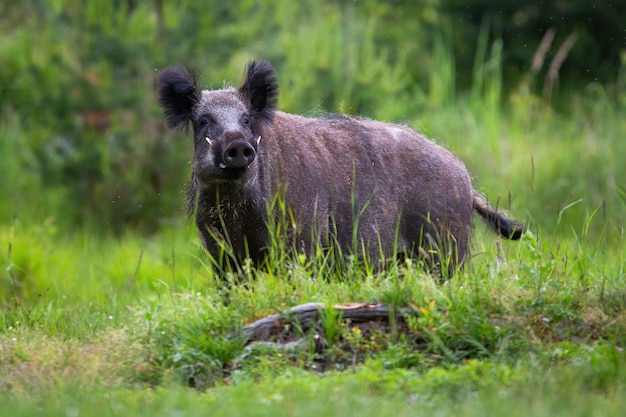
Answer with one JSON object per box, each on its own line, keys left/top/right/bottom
{"left": 256, "top": 136, "right": 262, "bottom": 146}
{"left": 205, "top": 137, "right": 213, "bottom": 150}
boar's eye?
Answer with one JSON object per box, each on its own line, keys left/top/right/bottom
{"left": 243, "top": 116, "right": 250, "bottom": 125}
{"left": 198, "top": 115, "right": 215, "bottom": 127}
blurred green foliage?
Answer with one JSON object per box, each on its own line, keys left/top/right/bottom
{"left": 442, "top": 0, "right": 626, "bottom": 95}
{"left": 0, "top": 0, "right": 624, "bottom": 240}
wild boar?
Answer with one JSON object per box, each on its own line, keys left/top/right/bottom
{"left": 157, "top": 60, "right": 524, "bottom": 273}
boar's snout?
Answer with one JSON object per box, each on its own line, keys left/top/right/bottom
{"left": 222, "top": 139, "right": 256, "bottom": 169}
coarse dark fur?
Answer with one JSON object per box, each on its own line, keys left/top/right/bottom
{"left": 158, "top": 60, "right": 525, "bottom": 274}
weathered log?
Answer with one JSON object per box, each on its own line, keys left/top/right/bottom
{"left": 238, "top": 302, "right": 412, "bottom": 343}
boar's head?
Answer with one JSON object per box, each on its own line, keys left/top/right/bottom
{"left": 158, "top": 61, "right": 278, "bottom": 186}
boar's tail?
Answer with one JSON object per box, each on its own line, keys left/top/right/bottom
{"left": 472, "top": 191, "right": 525, "bottom": 240}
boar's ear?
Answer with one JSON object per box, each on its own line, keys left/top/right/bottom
{"left": 157, "top": 65, "right": 199, "bottom": 132}
{"left": 239, "top": 60, "right": 278, "bottom": 125}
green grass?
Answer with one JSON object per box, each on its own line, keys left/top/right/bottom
{"left": 1, "top": 211, "right": 625, "bottom": 415}
{"left": 1, "top": 3, "right": 625, "bottom": 415}
{"left": 3, "top": 359, "right": 626, "bottom": 417}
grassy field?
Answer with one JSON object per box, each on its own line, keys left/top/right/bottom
{"left": 2, "top": 94, "right": 626, "bottom": 416}
{"left": 1, "top": 2, "right": 625, "bottom": 415}
{"left": 1, "top": 225, "right": 625, "bottom": 416}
